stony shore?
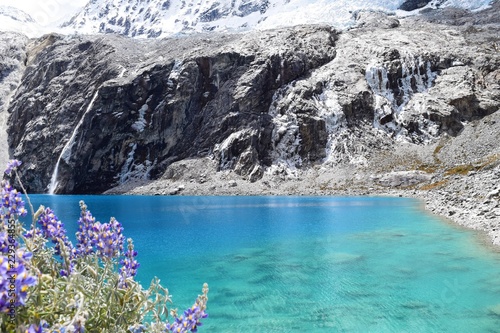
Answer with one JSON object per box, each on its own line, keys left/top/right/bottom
{"left": 106, "top": 150, "right": 500, "bottom": 247}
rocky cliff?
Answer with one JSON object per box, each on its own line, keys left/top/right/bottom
{"left": 6, "top": 3, "right": 499, "bottom": 194}
{"left": 7, "top": 26, "right": 339, "bottom": 193}
{"left": 0, "top": 32, "right": 28, "bottom": 169}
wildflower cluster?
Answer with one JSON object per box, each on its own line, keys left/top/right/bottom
{"left": 0, "top": 161, "right": 37, "bottom": 324}
{"left": 119, "top": 238, "right": 140, "bottom": 288}
{"left": 2, "top": 179, "right": 28, "bottom": 221}
{"left": 0, "top": 160, "right": 209, "bottom": 332}
{"left": 35, "top": 208, "right": 76, "bottom": 276}
{"left": 166, "top": 284, "right": 209, "bottom": 333}
{"left": 0, "top": 232, "right": 37, "bottom": 310}
{"left": 75, "top": 202, "right": 95, "bottom": 257}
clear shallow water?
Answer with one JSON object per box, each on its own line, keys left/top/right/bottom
{"left": 25, "top": 195, "right": 500, "bottom": 332}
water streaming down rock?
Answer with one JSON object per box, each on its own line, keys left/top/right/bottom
{"left": 365, "top": 52, "right": 438, "bottom": 136}
{"left": 267, "top": 85, "right": 303, "bottom": 172}
{"left": 47, "top": 160, "right": 60, "bottom": 195}
{"left": 48, "top": 89, "right": 101, "bottom": 194}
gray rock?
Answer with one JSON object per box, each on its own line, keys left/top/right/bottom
{"left": 0, "top": 32, "right": 28, "bottom": 168}
{"left": 399, "top": 0, "right": 432, "bottom": 11}
{"left": 378, "top": 171, "right": 432, "bottom": 187}
{"left": 353, "top": 11, "right": 400, "bottom": 29}
{"left": 487, "top": 188, "right": 500, "bottom": 199}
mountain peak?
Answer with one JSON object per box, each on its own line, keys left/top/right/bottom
{"left": 0, "top": 5, "right": 43, "bottom": 37}
{"left": 63, "top": 0, "right": 272, "bottom": 38}
{"left": 0, "top": 5, "right": 35, "bottom": 23}
{"left": 62, "top": 0, "right": 494, "bottom": 38}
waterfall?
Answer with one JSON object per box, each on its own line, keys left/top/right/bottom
{"left": 48, "top": 89, "right": 100, "bottom": 194}
{"left": 48, "top": 159, "right": 61, "bottom": 195}
{"left": 365, "top": 53, "right": 437, "bottom": 132}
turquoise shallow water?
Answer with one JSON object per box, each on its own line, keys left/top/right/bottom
{"left": 26, "top": 195, "right": 500, "bottom": 332}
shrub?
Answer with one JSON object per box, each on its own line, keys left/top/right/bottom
{"left": 0, "top": 160, "right": 208, "bottom": 333}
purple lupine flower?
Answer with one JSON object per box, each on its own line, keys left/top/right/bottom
{"left": 1, "top": 180, "right": 27, "bottom": 221}
{"left": 0, "top": 253, "right": 10, "bottom": 310}
{"left": 16, "top": 248, "right": 33, "bottom": 262}
{"left": 75, "top": 201, "right": 96, "bottom": 257}
{"left": 128, "top": 324, "right": 146, "bottom": 333}
{"left": 76, "top": 201, "right": 125, "bottom": 261}
{"left": 0, "top": 231, "right": 15, "bottom": 255}
{"left": 15, "top": 263, "right": 37, "bottom": 305}
{"left": 0, "top": 231, "right": 37, "bottom": 311}
{"left": 166, "top": 305, "right": 208, "bottom": 333}
{"left": 92, "top": 217, "right": 124, "bottom": 259}
{"left": 27, "top": 320, "right": 49, "bottom": 333}
{"left": 119, "top": 238, "right": 140, "bottom": 288}
{"left": 37, "top": 208, "right": 76, "bottom": 276}
{"left": 0, "top": 252, "right": 37, "bottom": 312}
{"left": 24, "top": 228, "right": 43, "bottom": 239}
{"left": 4, "top": 159, "right": 21, "bottom": 176}
{"left": 27, "top": 323, "right": 43, "bottom": 333}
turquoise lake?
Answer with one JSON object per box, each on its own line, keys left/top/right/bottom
{"left": 26, "top": 195, "right": 500, "bottom": 332}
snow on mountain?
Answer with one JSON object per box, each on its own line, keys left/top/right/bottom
{"left": 63, "top": 0, "right": 494, "bottom": 38}
{"left": 0, "top": 6, "right": 43, "bottom": 37}
{"left": 0, "top": 0, "right": 494, "bottom": 38}
{"left": 0, "top": 5, "right": 35, "bottom": 23}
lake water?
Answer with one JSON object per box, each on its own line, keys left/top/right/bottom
{"left": 26, "top": 195, "right": 500, "bottom": 332}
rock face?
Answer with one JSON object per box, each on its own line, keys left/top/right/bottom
{"left": 4, "top": 5, "right": 500, "bottom": 196}
{"left": 7, "top": 26, "right": 337, "bottom": 193}
{"left": 0, "top": 32, "right": 28, "bottom": 169}
{"left": 399, "top": 0, "right": 432, "bottom": 11}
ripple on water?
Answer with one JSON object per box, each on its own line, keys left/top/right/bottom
{"left": 25, "top": 195, "right": 500, "bottom": 332}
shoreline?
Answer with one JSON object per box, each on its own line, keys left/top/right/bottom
{"left": 105, "top": 161, "right": 500, "bottom": 248}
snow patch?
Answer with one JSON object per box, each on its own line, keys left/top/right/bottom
{"left": 61, "top": 0, "right": 493, "bottom": 38}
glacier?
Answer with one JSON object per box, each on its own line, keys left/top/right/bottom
{"left": 0, "top": 0, "right": 494, "bottom": 38}
{"left": 64, "top": 0, "right": 494, "bottom": 37}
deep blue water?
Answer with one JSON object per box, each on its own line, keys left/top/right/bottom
{"left": 24, "top": 195, "right": 500, "bottom": 332}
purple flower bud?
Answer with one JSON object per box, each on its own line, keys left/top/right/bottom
{"left": 118, "top": 238, "right": 140, "bottom": 288}
{"left": 37, "top": 208, "right": 75, "bottom": 276}
{"left": 4, "top": 159, "right": 21, "bottom": 176}
{"left": 1, "top": 180, "right": 27, "bottom": 222}
{"left": 166, "top": 302, "right": 208, "bottom": 333}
